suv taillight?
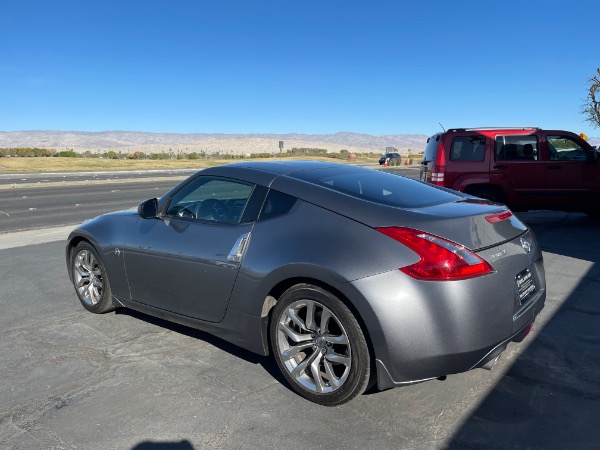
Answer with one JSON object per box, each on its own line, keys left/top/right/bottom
{"left": 376, "top": 227, "right": 493, "bottom": 281}
{"left": 431, "top": 164, "right": 445, "bottom": 186}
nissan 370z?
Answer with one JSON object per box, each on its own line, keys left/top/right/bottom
{"left": 66, "top": 161, "right": 546, "bottom": 406}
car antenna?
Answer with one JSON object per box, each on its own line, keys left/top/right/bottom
{"left": 439, "top": 122, "right": 446, "bottom": 132}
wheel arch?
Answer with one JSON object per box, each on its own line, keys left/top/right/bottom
{"left": 259, "top": 276, "right": 379, "bottom": 382}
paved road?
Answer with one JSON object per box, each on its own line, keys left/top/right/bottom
{"left": 0, "top": 166, "right": 420, "bottom": 233}
{"left": 0, "top": 180, "right": 178, "bottom": 233}
{"left": 0, "top": 169, "right": 198, "bottom": 186}
{"left": 1, "top": 211, "right": 598, "bottom": 448}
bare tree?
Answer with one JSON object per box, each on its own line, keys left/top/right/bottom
{"left": 582, "top": 68, "right": 600, "bottom": 128}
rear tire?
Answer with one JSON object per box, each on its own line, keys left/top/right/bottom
{"left": 71, "top": 242, "right": 115, "bottom": 314}
{"left": 270, "top": 284, "right": 370, "bottom": 406}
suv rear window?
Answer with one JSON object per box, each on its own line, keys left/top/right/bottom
{"left": 289, "top": 167, "right": 461, "bottom": 208}
{"left": 495, "top": 135, "right": 539, "bottom": 161}
{"left": 450, "top": 135, "right": 486, "bottom": 161}
{"left": 423, "top": 135, "right": 440, "bottom": 162}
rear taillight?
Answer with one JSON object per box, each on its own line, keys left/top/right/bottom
{"left": 430, "top": 165, "right": 445, "bottom": 186}
{"left": 485, "top": 211, "right": 513, "bottom": 223}
{"left": 376, "top": 227, "right": 493, "bottom": 281}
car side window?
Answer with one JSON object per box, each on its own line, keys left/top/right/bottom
{"left": 166, "top": 176, "right": 255, "bottom": 224}
{"left": 495, "top": 135, "right": 539, "bottom": 161}
{"left": 259, "top": 189, "right": 298, "bottom": 221}
{"left": 450, "top": 135, "right": 486, "bottom": 161}
{"left": 546, "top": 136, "right": 587, "bottom": 161}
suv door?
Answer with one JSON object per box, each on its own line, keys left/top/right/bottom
{"left": 489, "top": 133, "right": 547, "bottom": 209}
{"left": 543, "top": 133, "right": 600, "bottom": 209}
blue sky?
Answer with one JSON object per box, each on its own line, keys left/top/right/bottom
{"left": 1, "top": 1, "right": 599, "bottom": 136}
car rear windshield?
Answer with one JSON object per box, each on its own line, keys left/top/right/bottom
{"left": 289, "top": 168, "right": 462, "bottom": 208}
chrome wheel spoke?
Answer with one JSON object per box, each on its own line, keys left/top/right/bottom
{"left": 281, "top": 342, "right": 313, "bottom": 361}
{"left": 324, "top": 333, "right": 349, "bottom": 345}
{"left": 287, "top": 306, "right": 307, "bottom": 331}
{"left": 305, "top": 300, "right": 316, "bottom": 331}
{"left": 86, "top": 283, "right": 97, "bottom": 304}
{"left": 323, "top": 359, "right": 344, "bottom": 388}
{"left": 310, "top": 352, "right": 325, "bottom": 393}
{"left": 325, "top": 352, "right": 350, "bottom": 366}
{"left": 278, "top": 322, "right": 313, "bottom": 343}
{"left": 320, "top": 307, "right": 332, "bottom": 331}
{"left": 291, "top": 350, "right": 318, "bottom": 378}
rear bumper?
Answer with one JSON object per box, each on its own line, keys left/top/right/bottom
{"left": 374, "top": 316, "right": 538, "bottom": 390}
{"left": 347, "top": 231, "right": 546, "bottom": 390}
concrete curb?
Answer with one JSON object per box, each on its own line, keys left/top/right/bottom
{"left": 0, "top": 224, "right": 79, "bottom": 250}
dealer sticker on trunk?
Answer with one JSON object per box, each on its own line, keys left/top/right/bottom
{"left": 516, "top": 267, "right": 536, "bottom": 304}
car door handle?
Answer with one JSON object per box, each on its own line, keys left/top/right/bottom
{"left": 227, "top": 232, "right": 251, "bottom": 263}
{"left": 547, "top": 165, "right": 562, "bottom": 170}
{"left": 493, "top": 165, "right": 508, "bottom": 170}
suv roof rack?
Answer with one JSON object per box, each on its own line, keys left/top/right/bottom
{"left": 448, "top": 127, "right": 541, "bottom": 133}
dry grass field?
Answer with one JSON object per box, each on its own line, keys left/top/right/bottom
{"left": 0, "top": 154, "right": 382, "bottom": 173}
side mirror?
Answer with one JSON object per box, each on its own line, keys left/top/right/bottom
{"left": 138, "top": 198, "right": 159, "bottom": 219}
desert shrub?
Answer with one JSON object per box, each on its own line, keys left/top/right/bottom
{"left": 58, "top": 150, "right": 77, "bottom": 157}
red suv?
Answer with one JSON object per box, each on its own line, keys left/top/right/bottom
{"left": 420, "top": 127, "right": 600, "bottom": 216}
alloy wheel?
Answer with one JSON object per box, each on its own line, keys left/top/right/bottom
{"left": 276, "top": 299, "right": 352, "bottom": 394}
{"left": 73, "top": 249, "right": 104, "bottom": 306}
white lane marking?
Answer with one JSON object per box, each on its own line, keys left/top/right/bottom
{"left": 29, "top": 208, "right": 37, "bottom": 211}
{"left": 0, "top": 211, "right": 10, "bottom": 217}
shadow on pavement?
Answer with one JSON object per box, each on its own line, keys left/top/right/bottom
{"left": 447, "top": 212, "right": 600, "bottom": 448}
{"left": 115, "top": 308, "right": 291, "bottom": 393}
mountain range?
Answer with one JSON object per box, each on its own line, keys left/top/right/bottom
{"left": 0, "top": 131, "right": 429, "bottom": 154}
{"left": 0, "top": 130, "right": 598, "bottom": 155}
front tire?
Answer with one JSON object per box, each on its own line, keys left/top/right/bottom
{"left": 71, "top": 242, "right": 114, "bottom": 314}
{"left": 270, "top": 284, "right": 370, "bottom": 406}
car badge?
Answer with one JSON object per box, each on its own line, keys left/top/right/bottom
{"left": 520, "top": 238, "right": 532, "bottom": 254}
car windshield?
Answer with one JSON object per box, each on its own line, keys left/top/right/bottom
{"left": 289, "top": 167, "right": 462, "bottom": 208}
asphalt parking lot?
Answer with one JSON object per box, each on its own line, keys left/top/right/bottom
{"left": 1, "top": 208, "right": 599, "bottom": 448}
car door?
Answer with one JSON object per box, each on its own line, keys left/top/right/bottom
{"left": 123, "top": 176, "right": 258, "bottom": 323}
{"left": 543, "top": 133, "right": 599, "bottom": 208}
{"left": 489, "top": 133, "right": 547, "bottom": 208}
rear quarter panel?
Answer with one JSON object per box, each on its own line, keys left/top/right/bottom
{"left": 226, "top": 198, "right": 419, "bottom": 320}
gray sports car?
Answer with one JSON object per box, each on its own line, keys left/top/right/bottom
{"left": 66, "top": 161, "right": 546, "bottom": 406}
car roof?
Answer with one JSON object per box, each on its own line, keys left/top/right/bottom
{"left": 212, "top": 160, "right": 359, "bottom": 176}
